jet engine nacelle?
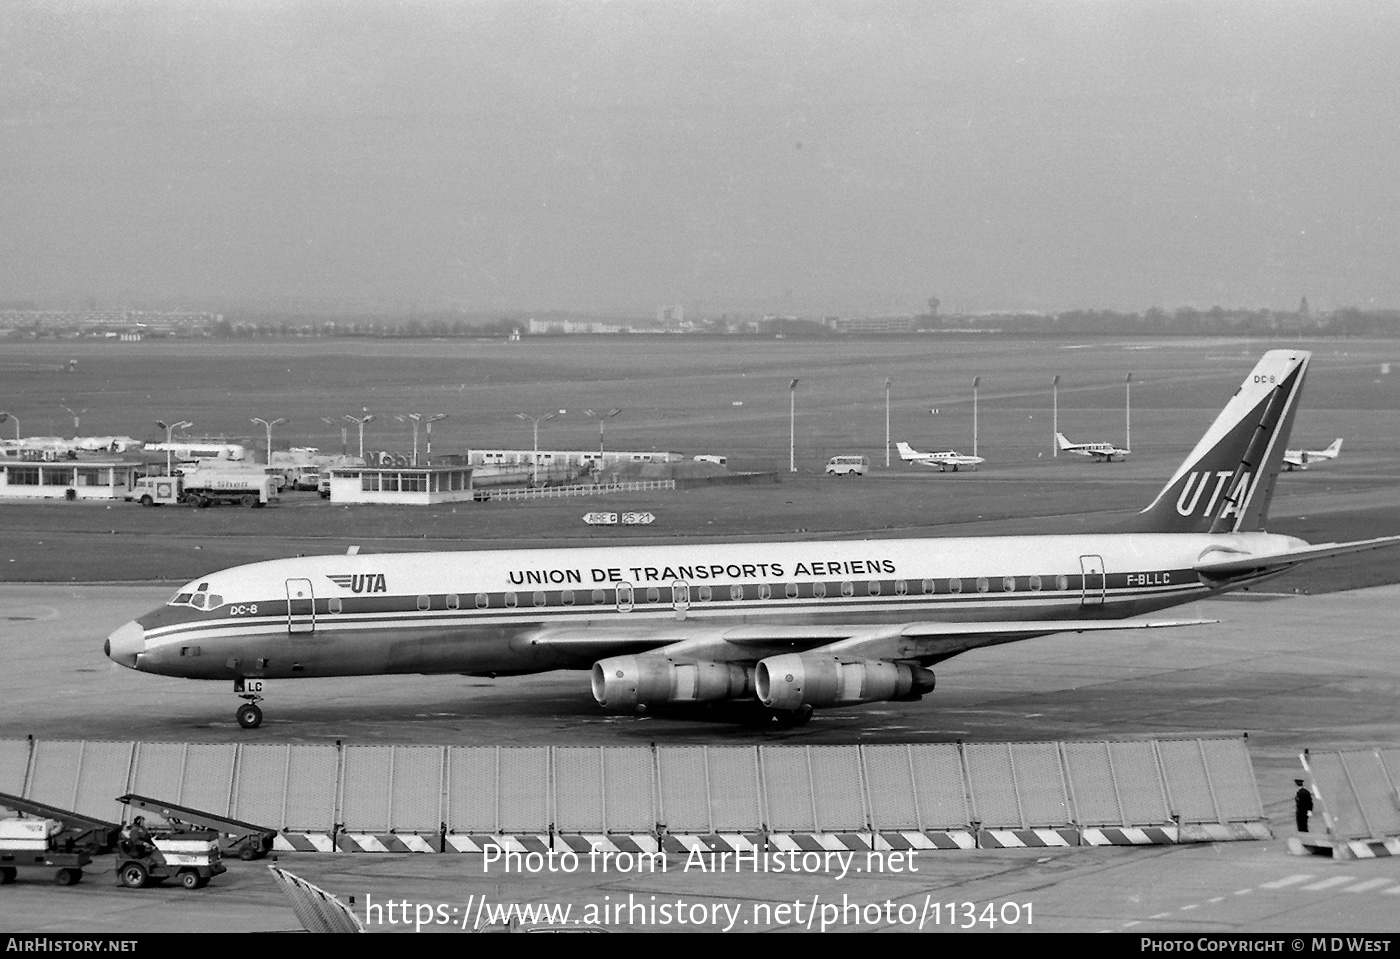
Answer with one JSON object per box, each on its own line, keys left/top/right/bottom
{"left": 755, "top": 654, "right": 936, "bottom": 710}
{"left": 591, "top": 655, "right": 755, "bottom": 712}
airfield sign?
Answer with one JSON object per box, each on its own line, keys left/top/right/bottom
{"left": 583, "top": 512, "right": 655, "bottom": 525}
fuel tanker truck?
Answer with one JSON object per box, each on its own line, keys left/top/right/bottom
{"left": 127, "top": 465, "right": 279, "bottom": 508}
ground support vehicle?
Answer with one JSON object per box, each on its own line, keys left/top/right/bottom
{"left": 0, "top": 821, "right": 92, "bottom": 886}
{"left": 116, "top": 829, "right": 226, "bottom": 889}
{"left": 118, "top": 793, "right": 275, "bottom": 861}
{"left": 127, "top": 467, "right": 278, "bottom": 508}
{"left": 825, "top": 454, "right": 869, "bottom": 476}
{"left": 0, "top": 791, "right": 119, "bottom": 886}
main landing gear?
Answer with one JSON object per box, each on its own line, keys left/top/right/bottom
{"left": 772, "top": 705, "right": 814, "bottom": 728}
{"left": 744, "top": 704, "right": 815, "bottom": 729}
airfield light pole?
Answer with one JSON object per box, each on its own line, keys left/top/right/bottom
{"left": 395, "top": 414, "right": 423, "bottom": 466}
{"left": 583, "top": 408, "right": 622, "bottom": 459}
{"left": 1052, "top": 375, "right": 1060, "bottom": 457}
{"left": 972, "top": 376, "right": 980, "bottom": 459}
{"left": 788, "top": 379, "right": 799, "bottom": 473}
{"left": 250, "top": 417, "right": 287, "bottom": 466}
{"left": 345, "top": 412, "right": 375, "bottom": 461}
{"left": 321, "top": 417, "right": 349, "bottom": 457}
{"left": 423, "top": 413, "right": 448, "bottom": 465}
{"left": 884, "top": 378, "right": 892, "bottom": 468}
{"left": 515, "top": 411, "right": 561, "bottom": 484}
{"left": 156, "top": 419, "right": 193, "bottom": 474}
{"left": 1125, "top": 372, "right": 1132, "bottom": 453}
{"left": 0, "top": 412, "right": 19, "bottom": 441}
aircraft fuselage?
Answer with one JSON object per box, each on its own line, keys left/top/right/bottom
{"left": 108, "top": 530, "right": 1303, "bottom": 683}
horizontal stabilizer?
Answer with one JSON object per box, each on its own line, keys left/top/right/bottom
{"left": 1194, "top": 535, "right": 1400, "bottom": 579}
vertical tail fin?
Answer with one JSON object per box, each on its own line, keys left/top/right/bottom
{"left": 1325, "top": 438, "right": 1344, "bottom": 457}
{"left": 1129, "top": 350, "right": 1310, "bottom": 533}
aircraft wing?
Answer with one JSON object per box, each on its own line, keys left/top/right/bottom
{"left": 817, "top": 617, "right": 1213, "bottom": 661}
{"left": 530, "top": 617, "right": 1215, "bottom": 664}
{"left": 1194, "top": 535, "right": 1400, "bottom": 581}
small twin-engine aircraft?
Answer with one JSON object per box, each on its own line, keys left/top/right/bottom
{"left": 895, "top": 441, "right": 985, "bottom": 472}
{"left": 1283, "top": 438, "right": 1343, "bottom": 471}
{"left": 106, "top": 351, "right": 1400, "bottom": 729}
{"left": 1056, "top": 432, "right": 1131, "bottom": 462}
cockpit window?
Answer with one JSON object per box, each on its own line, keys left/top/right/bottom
{"left": 168, "top": 583, "right": 221, "bottom": 609}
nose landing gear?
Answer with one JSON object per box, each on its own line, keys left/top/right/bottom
{"left": 235, "top": 701, "right": 263, "bottom": 729}
{"left": 233, "top": 678, "right": 266, "bottom": 729}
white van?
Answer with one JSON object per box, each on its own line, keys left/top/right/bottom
{"left": 825, "top": 454, "right": 869, "bottom": 476}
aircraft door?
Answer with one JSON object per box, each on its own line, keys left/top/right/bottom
{"left": 286, "top": 578, "right": 316, "bottom": 634}
{"left": 616, "top": 582, "right": 633, "bottom": 613}
{"left": 672, "top": 580, "right": 690, "bottom": 620}
{"left": 1079, "top": 555, "right": 1105, "bottom": 607}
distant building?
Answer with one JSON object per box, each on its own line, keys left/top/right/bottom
{"left": 466, "top": 448, "right": 683, "bottom": 469}
{"left": 527, "top": 318, "right": 625, "bottom": 335}
{"left": 0, "top": 310, "right": 221, "bottom": 335}
{"left": 145, "top": 440, "right": 248, "bottom": 462}
{"left": 327, "top": 465, "right": 475, "bottom": 505}
{"left": 0, "top": 455, "right": 141, "bottom": 501}
{"left": 830, "top": 315, "right": 916, "bottom": 334}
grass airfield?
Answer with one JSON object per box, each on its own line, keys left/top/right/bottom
{"left": 2, "top": 334, "right": 1399, "bottom": 590}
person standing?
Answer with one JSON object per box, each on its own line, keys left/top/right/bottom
{"left": 1294, "top": 779, "right": 1314, "bottom": 833}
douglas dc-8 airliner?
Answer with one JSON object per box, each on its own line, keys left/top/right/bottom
{"left": 107, "top": 351, "right": 1400, "bottom": 729}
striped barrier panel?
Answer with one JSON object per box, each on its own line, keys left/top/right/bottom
{"left": 1180, "top": 822, "right": 1271, "bottom": 842}
{"left": 269, "top": 824, "right": 1262, "bottom": 853}
{"left": 978, "top": 828, "right": 1079, "bottom": 848}
{"left": 1288, "top": 836, "right": 1400, "bottom": 860}
{"left": 1080, "top": 826, "right": 1179, "bottom": 846}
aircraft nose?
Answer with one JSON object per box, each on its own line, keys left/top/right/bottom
{"left": 105, "top": 620, "right": 146, "bottom": 669}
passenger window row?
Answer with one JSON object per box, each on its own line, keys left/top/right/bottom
{"left": 317, "top": 575, "right": 1080, "bottom": 613}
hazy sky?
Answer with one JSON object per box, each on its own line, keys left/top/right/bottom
{"left": 3, "top": 0, "right": 1398, "bottom": 314}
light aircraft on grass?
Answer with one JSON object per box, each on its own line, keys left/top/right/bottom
{"left": 106, "top": 351, "right": 1400, "bottom": 729}
{"left": 1056, "top": 432, "right": 1130, "bottom": 462}
{"left": 1283, "top": 438, "right": 1343, "bottom": 471}
{"left": 895, "top": 441, "right": 985, "bottom": 472}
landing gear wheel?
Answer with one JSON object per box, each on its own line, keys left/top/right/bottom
{"left": 55, "top": 868, "right": 81, "bottom": 886}
{"left": 120, "top": 862, "right": 149, "bottom": 889}
{"left": 236, "top": 702, "right": 263, "bottom": 729}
